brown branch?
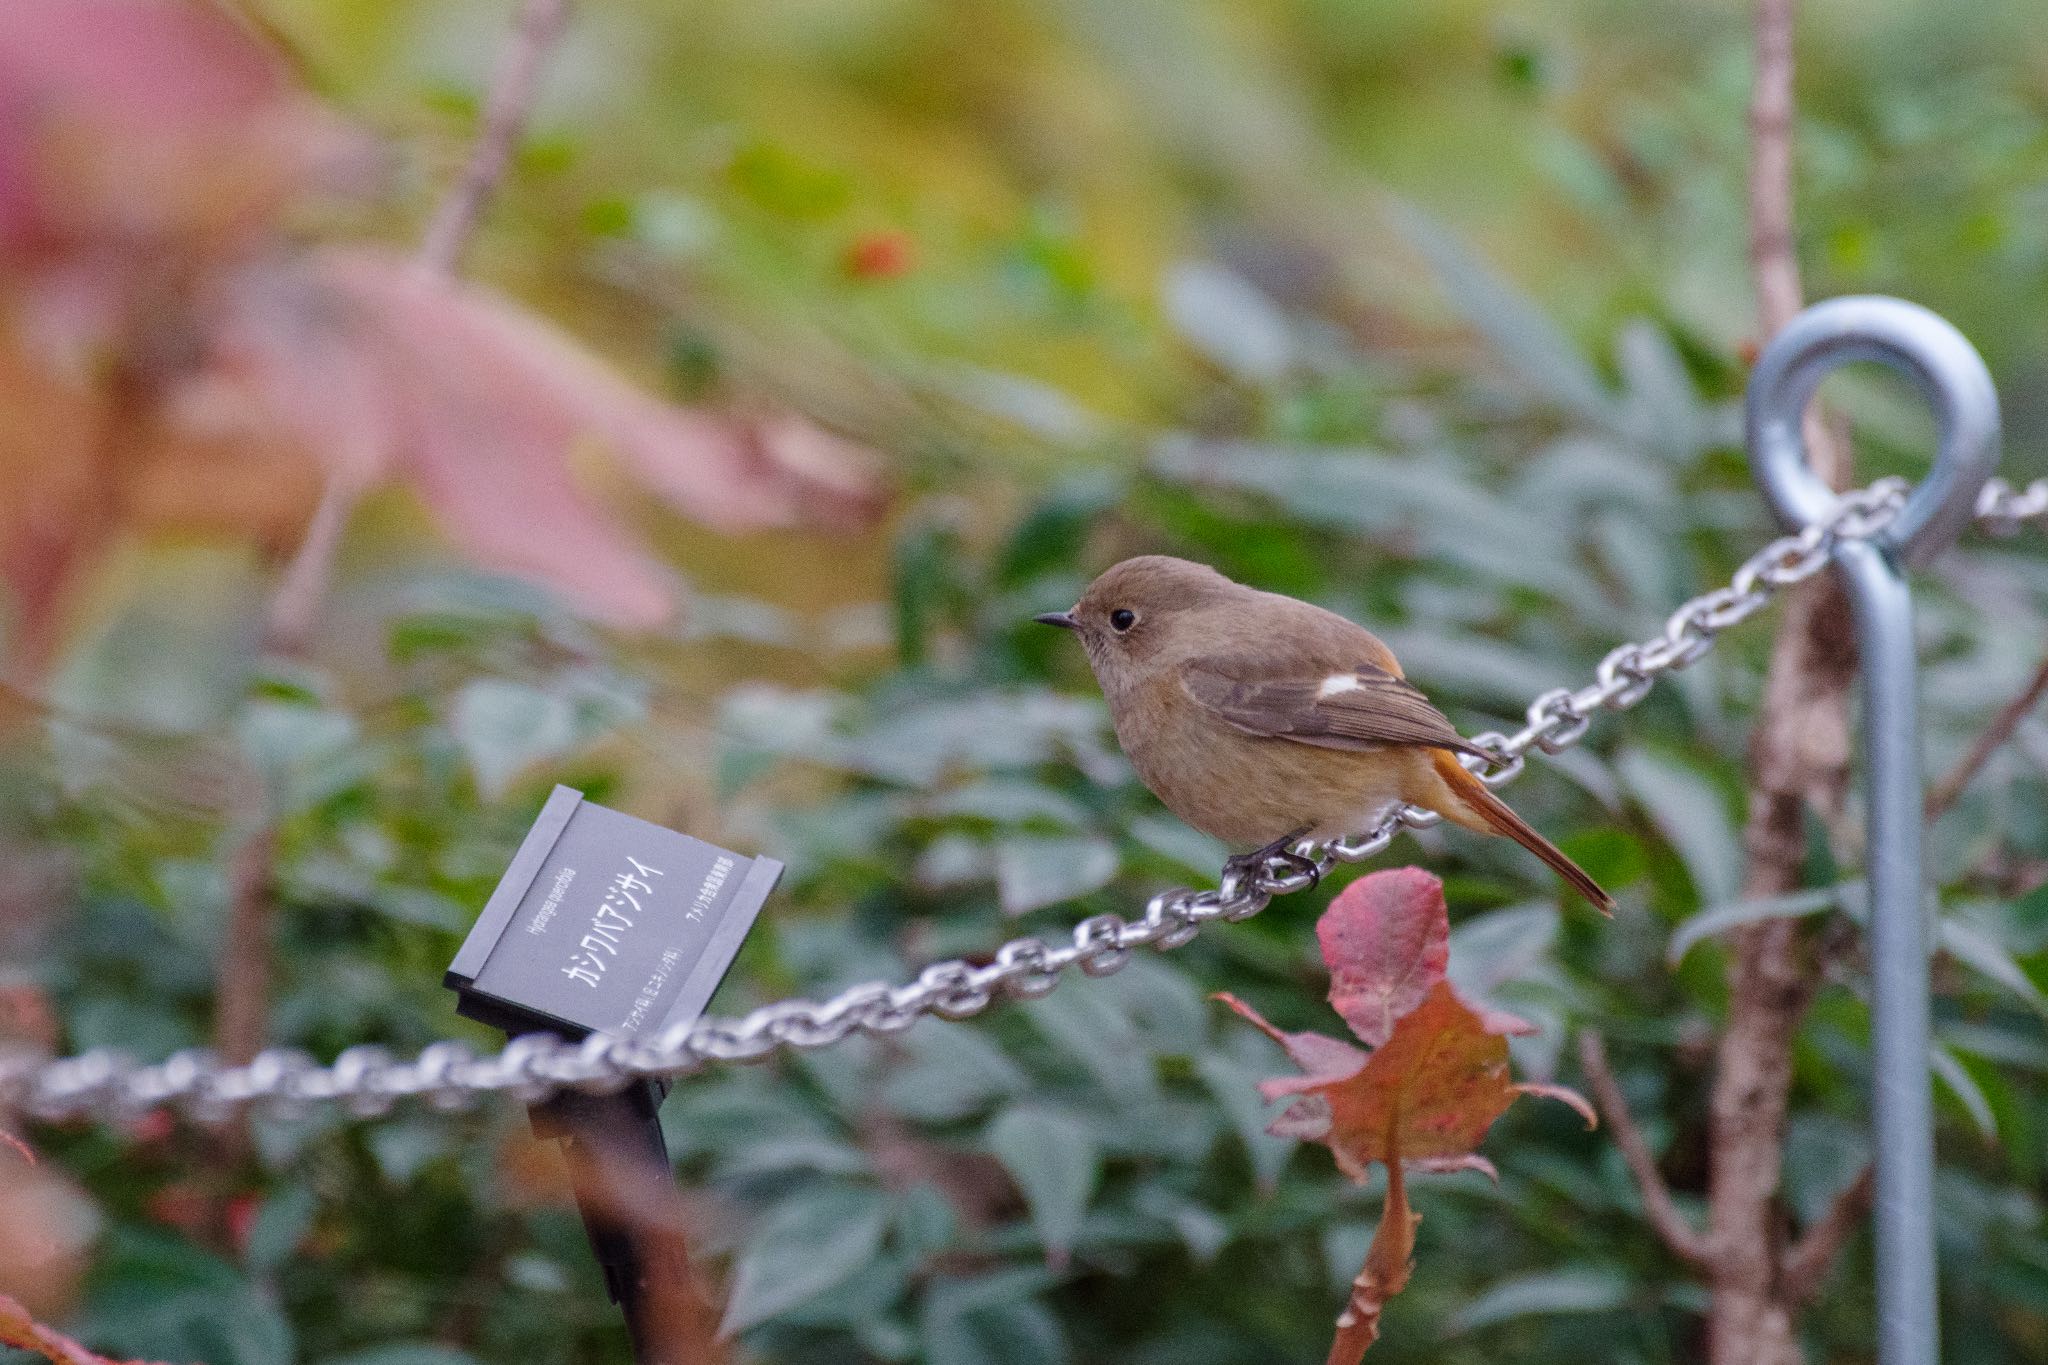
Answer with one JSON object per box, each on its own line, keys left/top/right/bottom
{"left": 1577, "top": 1033, "right": 1711, "bottom": 1266}
{"left": 1748, "top": 0, "right": 1803, "bottom": 342}
{"left": 211, "top": 830, "right": 278, "bottom": 1071}
{"left": 1702, "top": 3, "right": 1857, "bottom": 1362}
{"left": 200, "top": 827, "right": 277, "bottom": 1209}
{"left": 1925, "top": 652, "right": 2048, "bottom": 818}
{"left": 1781, "top": 1162, "right": 1874, "bottom": 1304}
{"left": 417, "top": 0, "right": 574, "bottom": 277}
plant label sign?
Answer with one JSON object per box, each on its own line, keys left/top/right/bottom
{"left": 446, "top": 786, "right": 781, "bottom": 1041}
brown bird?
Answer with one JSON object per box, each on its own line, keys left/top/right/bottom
{"left": 1036, "top": 555, "right": 1613, "bottom": 912}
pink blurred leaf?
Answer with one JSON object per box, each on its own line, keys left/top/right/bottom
{"left": 0, "top": 0, "right": 888, "bottom": 639}
{"left": 202, "top": 248, "right": 885, "bottom": 627}
{"left": 0, "top": 1, "right": 370, "bottom": 257}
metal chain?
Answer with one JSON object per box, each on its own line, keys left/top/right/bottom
{"left": 1976, "top": 477, "right": 2048, "bottom": 537}
{"left": 0, "top": 477, "right": 1954, "bottom": 1126}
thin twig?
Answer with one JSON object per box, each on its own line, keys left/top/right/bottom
{"left": 1926, "top": 653, "right": 2048, "bottom": 818}
{"left": 212, "top": 831, "right": 278, "bottom": 1070}
{"left": 1780, "top": 1163, "right": 1874, "bottom": 1304}
{"left": 417, "top": 0, "right": 573, "bottom": 276}
{"left": 262, "top": 475, "right": 356, "bottom": 654}
{"left": 204, "top": 829, "right": 276, "bottom": 1197}
{"left": 1577, "top": 1033, "right": 1711, "bottom": 1266}
{"left": 1748, "top": 0, "right": 1802, "bottom": 342}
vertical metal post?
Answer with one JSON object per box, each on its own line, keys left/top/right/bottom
{"left": 1747, "top": 296, "right": 2002, "bottom": 1365}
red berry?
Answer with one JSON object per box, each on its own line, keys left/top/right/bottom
{"left": 843, "top": 230, "right": 914, "bottom": 280}
{"left": 126, "top": 1110, "right": 175, "bottom": 1145}
{"left": 225, "top": 1194, "right": 260, "bottom": 1254}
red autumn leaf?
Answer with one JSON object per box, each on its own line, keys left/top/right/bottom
{"left": 1318, "top": 865, "right": 1448, "bottom": 1047}
{"left": 0, "top": 1291, "right": 172, "bottom": 1365}
{"left": 1219, "top": 868, "right": 1594, "bottom": 1363}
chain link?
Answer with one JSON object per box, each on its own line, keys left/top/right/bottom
{"left": 1976, "top": 477, "right": 2048, "bottom": 537}
{"left": 0, "top": 477, "right": 1948, "bottom": 1128}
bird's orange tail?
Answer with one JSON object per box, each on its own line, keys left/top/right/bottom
{"left": 1431, "top": 750, "right": 1614, "bottom": 914}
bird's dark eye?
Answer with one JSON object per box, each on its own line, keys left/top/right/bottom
{"left": 1109, "top": 608, "right": 1137, "bottom": 633}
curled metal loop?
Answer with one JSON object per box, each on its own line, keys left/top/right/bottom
{"left": 1746, "top": 294, "right": 2002, "bottom": 1365}
{"left": 1748, "top": 295, "right": 1999, "bottom": 567}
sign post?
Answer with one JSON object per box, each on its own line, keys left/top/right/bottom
{"left": 447, "top": 786, "right": 781, "bottom": 1360}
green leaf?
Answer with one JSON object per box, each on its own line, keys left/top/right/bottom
{"left": 1617, "top": 748, "right": 1741, "bottom": 906}
{"left": 924, "top": 780, "right": 1090, "bottom": 828}
{"left": 995, "top": 835, "right": 1119, "bottom": 915}
{"left": 449, "top": 678, "right": 576, "bottom": 798}
{"left": 717, "top": 1135, "right": 873, "bottom": 1180}
{"left": 1938, "top": 916, "right": 2048, "bottom": 1018}
{"left": 1388, "top": 200, "right": 1617, "bottom": 428}
{"left": 321, "top": 1349, "right": 483, "bottom": 1365}
{"left": 719, "top": 1184, "right": 892, "bottom": 1337}
{"left": 986, "top": 1106, "right": 1100, "bottom": 1259}
{"left": 1196, "top": 1043, "right": 1295, "bottom": 1188}
{"left": 1940, "top": 1020, "right": 2048, "bottom": 1072}
{"left": 881, "top": 1020, "right": 1029, "bottom": 1121}
{"left": 242, "top": 1185, "right": 317, "bottom": 1271}
{"left": 1164, "top": 260, "right": 1295, "bottom": 382}
{"left": 920, "top": 1270, "right": 1064, "bottom": 1365}
{"left": 1025, "top": 986, "right": 1160, "bottom": 1103}
{"left": 1447, "top": 1266, "right": 1634, "bottom": 1335}
{"left": 1127, "top": 814, "right": 1229, "bottom": 877}
{"left": 1613, "top": 318, "right": 1728, "bottom": 464}
{"left": 1447, "top": 900, "right": 1559, "bottom": 997}
{"left": 237, "top": 700, "right": 364, "bottom": 815}
{"left": 1667, "top": 882, "right": 1861, "bottom": 965}
{"left": 1930, "top": 1042, "right": 1998, "bottom": 1143}
{"left": 80, "top": 1228, "right": 297, "bottom": 1365}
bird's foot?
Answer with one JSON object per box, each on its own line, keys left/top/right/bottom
{"left": 1221, "top": 827, "right": 1317, "bottom": 891}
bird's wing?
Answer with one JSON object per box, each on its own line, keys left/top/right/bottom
{"left": 1179, "top": 656, "right": 1485, "bottom": 757}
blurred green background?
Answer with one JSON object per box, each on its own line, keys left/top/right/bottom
{"left": 4, "top": 0, "right": 2048, "bottom": 1362}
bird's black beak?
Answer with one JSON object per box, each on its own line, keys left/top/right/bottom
{"left": 1033, "top": 611, "right": 1078, "bottom": 630}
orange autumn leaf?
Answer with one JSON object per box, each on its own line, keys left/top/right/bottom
{"left": 1219, "top": 868, "right": 1594, "bottom": 1364}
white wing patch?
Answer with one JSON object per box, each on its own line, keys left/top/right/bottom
{"left": 1316, "top": 673, "right": 1364, "bottom": 699}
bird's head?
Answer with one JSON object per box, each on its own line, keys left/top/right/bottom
{"left": 1034, "top": 555, "right": 1238, "bottom": 678}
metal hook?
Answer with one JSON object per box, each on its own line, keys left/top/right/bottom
{"left": 1745, "top": 295, "right": 2002, "bottom": 1365}
{"left": 1749, "top": 294, "right": 2000, "bottom": 567}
